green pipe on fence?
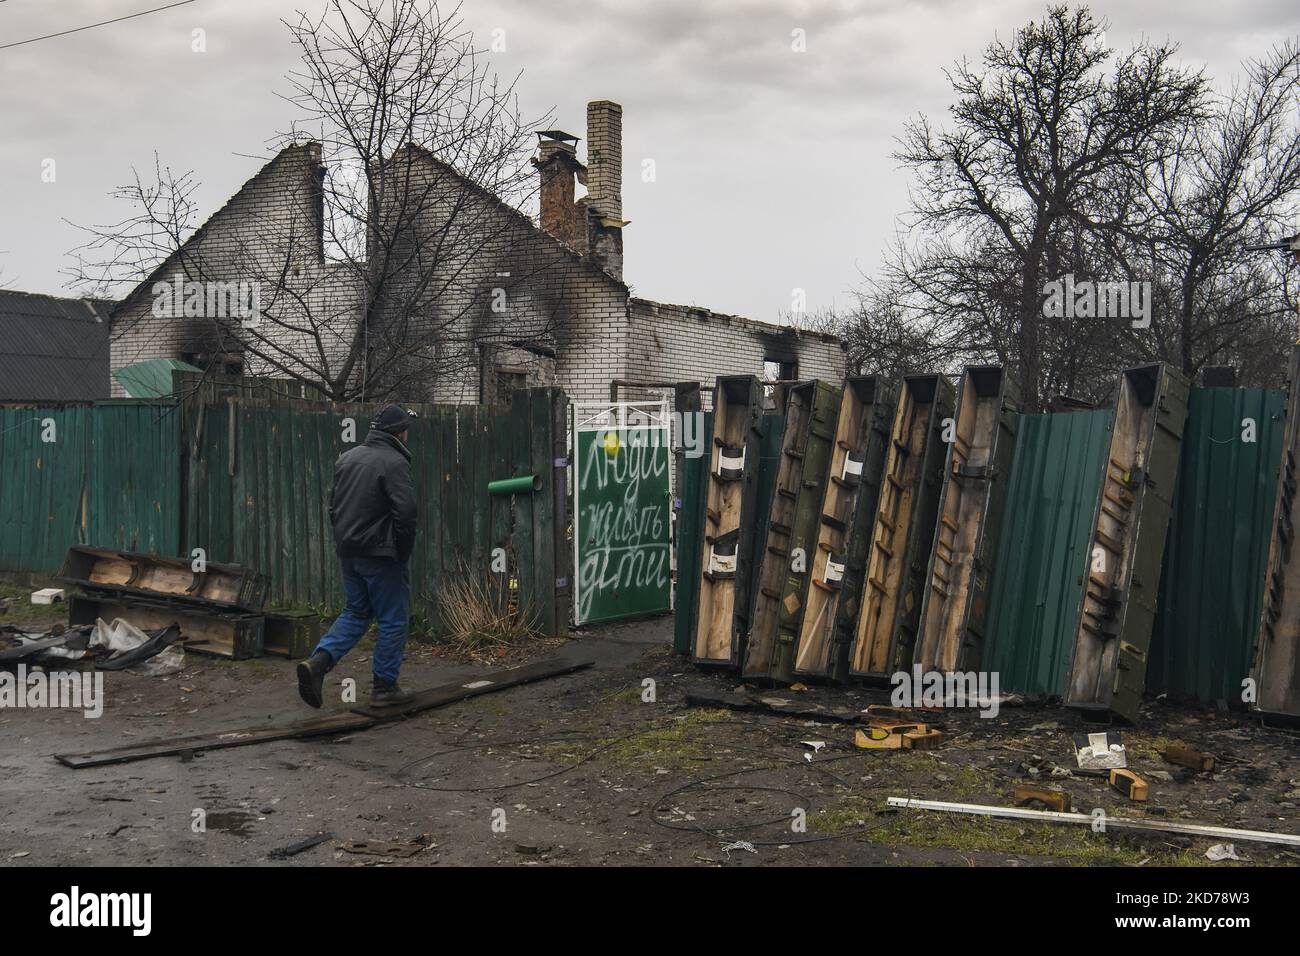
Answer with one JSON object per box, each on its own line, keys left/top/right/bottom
{"left": 488, "top": 474, "right": 541, "bottom": 495}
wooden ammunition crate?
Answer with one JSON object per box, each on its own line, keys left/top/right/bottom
{"left": 60, "top": 545, "right": 269, "bottom": 612}
{"left": 68, "top": 594, "right": 265, "bottom": 660}
{"left": 263, "top": 610, "right": 322, "bottom": 659}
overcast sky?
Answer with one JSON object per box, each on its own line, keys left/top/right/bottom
{"left": 1, "top": 0, "right": 1296, "bottom": 323}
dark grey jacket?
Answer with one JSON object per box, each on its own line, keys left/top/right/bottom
{"left": 329, "top": 429, "right": 418, "bottom": 562}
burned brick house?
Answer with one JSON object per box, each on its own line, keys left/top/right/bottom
{"left": 108, "top": 100, "right": 845, "bottom": 404}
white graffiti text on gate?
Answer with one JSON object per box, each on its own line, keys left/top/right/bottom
{"left": 576, "top": 426, "right": 671, "bottom": 623}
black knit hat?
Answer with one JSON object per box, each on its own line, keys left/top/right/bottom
{"left": 371, "top": 404, "right": 413, "bottom": 435}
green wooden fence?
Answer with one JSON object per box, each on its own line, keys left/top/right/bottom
{"left": 0, "top": 401, "right": 181, "bottom": 573}
{"left": 181, "top": 388, "right": 569, "bottom": 635}
{"left": 0, "top": 389, "right": 569, "bottom": 636}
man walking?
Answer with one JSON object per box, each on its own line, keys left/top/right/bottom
{"left": 297, "top": 404, "right": 418, "bottom": 709}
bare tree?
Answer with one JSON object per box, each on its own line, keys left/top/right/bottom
{"left": 882, "top": 5, "right": 1206, "bottom": 408}
{"left": 69, "top": 0, "right": 570, "bottom": 402}
{"left": 1135, "top": 41, "right": 1300, "bottom": 383}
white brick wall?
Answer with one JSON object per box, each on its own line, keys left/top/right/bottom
{"left": 110, "top": 144, "right": 365, "bottom": 398}
{"left": 110, "top": 144, "right": 846, "bottom": 407}
{"left": 625, "top": 298, "right": 846, "bottom": 405}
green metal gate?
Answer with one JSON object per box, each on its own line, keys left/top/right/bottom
{"left": 572, "top": 401, "right": 673, "bottom": 625}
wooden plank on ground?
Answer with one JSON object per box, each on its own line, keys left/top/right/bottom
{"left": 350, "top": 657, "right": 593, "bottom": 717}
{"left": 55, "top": 658, "right": 596, "bottom": 769}
{"left": 683, "top": 687, "right": 892, "bottom": 722}
{"left": 54, "top": 712, "right": 375, "bottom": 769}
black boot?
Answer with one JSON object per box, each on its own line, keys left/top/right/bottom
{"left": 369, "top": 678, "right": 415, "bottom": 708}
{"left": 296, "top": 651, "right": 331, "bottom": 709}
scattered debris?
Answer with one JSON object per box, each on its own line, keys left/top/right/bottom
{"left": 514, "top": 843, "right": 552, "bottom": 856}
{"left": 268, "top": 833, "right": 333, "bottom": 860}
{"left": 1205, "top": 843, "right": 1241, "bottom": 862}
{"left": 0, "top": 626, "right": 82, "bottom": 664}
{"left": 340, "top": 835, "right": 435, "bottom": 859}
{"left": 1073, "top": 731, "right": 1127, "bottom": 774}
{"left": 90, "top": 619, "right": 183, "bottom": 675}
{"left": 854, "top": 721, "right": 944, "bottom": 751}
{"left": 1013, "top": 785, "right": 1071, "bottom": 813}
{"left": 685, "top": 687, "right": 887, "bottom": 722}
{"left": 1163, "top": 744, "right": 1215, "bottom": 772}
{"left": 1109, "top": 768, "right": 1149, "bottom": 802}
{"left": 31, "top": 588, "right": 64, "bottom": 605}
{"left": 855, "top": 727, "right": 904, "bottom": 750}
{"left": 902, "top": 728, "right": 944, "bottom": 750}
{"left": 2, "top": 619, "right": 181, "bottom": 673}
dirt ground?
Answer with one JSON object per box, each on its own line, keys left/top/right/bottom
{"left": 3, "top": 591, "right": 1299, "bottom": 867}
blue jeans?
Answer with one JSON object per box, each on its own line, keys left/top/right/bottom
{"left": 313, "top": 556, "right": 411, "bottom": 684}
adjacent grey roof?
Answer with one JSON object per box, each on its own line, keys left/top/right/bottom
{"left": 0, "top": 290, "right": 114, "bottom": 401}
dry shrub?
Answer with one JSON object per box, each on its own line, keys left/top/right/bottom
{"left": 436, "top": 572, "right": 540, "bottom": 660}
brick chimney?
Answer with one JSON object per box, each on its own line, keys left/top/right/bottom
{"left": 532, "top": 130, "right": 586, "bottom": 252}
{"left": 584, "top": 100, "right": 627, "bottom": 280}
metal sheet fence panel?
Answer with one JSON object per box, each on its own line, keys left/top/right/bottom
{"left": 982, "top": 409, "right": 1112, "bottom": 695}
{"left": 1148, "top": 387, "right": 1284, "bottom": 703}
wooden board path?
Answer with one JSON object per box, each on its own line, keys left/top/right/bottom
{"left": 55, "top": 658, "right": 595, "bottom": 769}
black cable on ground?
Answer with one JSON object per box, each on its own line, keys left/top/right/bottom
{"left": 393, "top": 729, "right": 642, "bottom": 793}
{"left": 394, "top": 712, "right": 897, "bottom": 847}
{"left": 648, "top": 760, "right": 896, "bottom": 848}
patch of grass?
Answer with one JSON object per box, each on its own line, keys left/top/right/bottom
{"left": 911, "top": 757, "right": 994, "bottom": 801}
{"left": 0, "top": 579, "right": 69, "bottom": 630}
{"left": 1125, "top": 733, "right": 1186, "bottom": 760}
{"left": 545, "top": 708, "right": 731, "bottom": 770}
{"left": 602, "top": 685, "right": 645, "bottom": 707}
{"left": 811, "top": 795, "right": 1209, "bottom": 865}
